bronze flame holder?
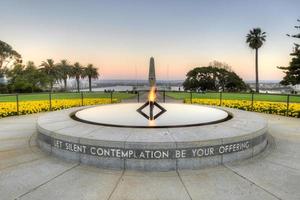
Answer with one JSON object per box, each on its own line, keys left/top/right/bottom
{"left": 137, "top": 100, "right": 167, "bottom": 120}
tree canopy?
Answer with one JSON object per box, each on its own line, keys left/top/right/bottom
{"left": 246, "top": 28, "right": 266, "bottom": 49}
{"left": 71, "top": 62, "right": 85, "bottom": 92}
{"left": 0, "top": 40, "right": 21, "bottom": 70}
{"left": 40, "top": 59, "right": 59, "bottom": 91}
{"left": 278, "top": 19, "right": 300, "bottom": 86}
{"left": 183, "top": 66, "right": 248, "bottom": 92}
{"left": 0, "top": 40, "right": 100, "bottom": 93}
{"left": 6, "top": 61, "right": 47, "bottom": 92}
{"left": 0, "top": 40, "right": 21, "bottom": 78}
{"left": 56, "top": 59, "right": 72, "bottom": 91}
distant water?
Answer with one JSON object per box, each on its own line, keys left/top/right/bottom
{"left": 81, "top": 86, "right": 133, "bottom": 92}
{"left": 81, "top": 85, "right": 184, "bottom": 92}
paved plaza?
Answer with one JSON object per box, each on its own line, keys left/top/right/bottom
{"left": 0, "top": 110, "right": 299, "bottom": 200}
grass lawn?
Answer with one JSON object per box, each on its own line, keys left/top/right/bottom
{"left": 1, "top": 91, "right": 299, "bottom": 103}
{"left": 0, "top": 92, "right": 137, "bottom": 102}
{"left": 166, "top": 92, "right": 300, "bottom": 103}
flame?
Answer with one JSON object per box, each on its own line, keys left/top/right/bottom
{"left": 148, "top": 86, "right": 156, "bottom": 102}
{"left": 148, "top": 119, "right": 156, "bottom": 126}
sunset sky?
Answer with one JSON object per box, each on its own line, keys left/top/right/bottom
{"left": 1, "top": 0, "right": 299, "bottom": 81}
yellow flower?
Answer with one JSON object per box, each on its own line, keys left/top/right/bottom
{"left": 0, "top": 98, "right": 119, "bottom": 118}
{"left": 186, "top": 98, "right": 300, "bottom": 118}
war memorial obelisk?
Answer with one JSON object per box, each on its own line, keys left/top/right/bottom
{"left": 148, "top": 57, "right": 156, "bottom": 87}
{"left": 136, "top": 57, "right": 166, "bottom": 120}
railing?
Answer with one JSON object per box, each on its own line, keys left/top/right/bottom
{"left": 0, "top": 91, "right": 137, "bottom": 116}
{"left": 0, "top": 90, "right": 299, "bottom": 117}
{"left": 165, "top": 90, "right": 300, "bottom": 117}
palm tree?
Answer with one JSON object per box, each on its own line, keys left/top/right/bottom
{"left": 246, "top": 28, "right": 266, "bottom": 92}
{"left": 40, "top": 59, "right": 58, "bottom": 92}
{"left": 71, "top": 62, "right": 84, "bottom": 92}
{"left": 84, "top": 64, "right": 99, "bottom": 92}
{"left": 57, "top": 59, "right": 71, "bottom": 91}
{"left": 25, "top": 61, "right": 38, "bottom": 92}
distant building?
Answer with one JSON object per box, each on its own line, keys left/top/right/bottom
{"left": 291, "top": 84, "right": 300, "bottom": 92}
{"left": 0, "top": 77, "right": 7, "bottom": 84}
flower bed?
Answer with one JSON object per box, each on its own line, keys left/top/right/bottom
{"left": 0, "top": 98, "right": 119, "bottom": 118}
{"left": 185, "top": 98, "right": 300, "bottom": 118}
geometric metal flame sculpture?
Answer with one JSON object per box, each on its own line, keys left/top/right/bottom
{"left": 137, "top": 87, "right": 167, "bottom": 120}
{"left": 137, "top": 100, "right": 167, "bottom": 120}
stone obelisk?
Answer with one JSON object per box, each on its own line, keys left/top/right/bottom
{"left": 148, "top": 57, "right": 156, "bottom": 87}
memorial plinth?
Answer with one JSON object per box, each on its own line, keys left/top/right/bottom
{"left": 36, "top": 103, "right": 268, "bottom": 171}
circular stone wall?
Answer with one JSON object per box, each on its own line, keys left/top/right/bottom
{"left": 36, "top": 104, "right": 268, "bottom": 171}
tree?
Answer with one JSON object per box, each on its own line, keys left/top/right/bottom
{"left": 0, "top": 40, "right": 21, "bottom": 70}
{"left": 40, "top": 59, "right": 58, "bottom": 92}
{"left": 57, "top": 59, "right": 72, "bottom": 91}
{"left": 6, "top": 61, "right": 46, "bottom": 92}
{"left": 246, "top": 28, "right": 266, "bottom": 93}
{"left": 6, "top": 63, "right": 28, "bottom": 92}
{"left": 71, "top": 62, "right": 84, "bottom": 92}
{"left": 278, "top": 19, "right": 300, "bottom": 86}
{"left": 84, "top": 64, "right": 99, "bottom": 92}
{"left": 24, "top": 61, "right": 45, "bottom": 92}
{"left": 209, "top": 60, "right": 232, "bottom": 72}
{"left": 183, "top": 66, "right": 248, "bottom": 92}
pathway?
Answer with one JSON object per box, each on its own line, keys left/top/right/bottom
{"left": 122, "top": 91, "right": 183, "bottom": 103}
{"left": 0, "top": 110, "right": 299, "bottom": 199}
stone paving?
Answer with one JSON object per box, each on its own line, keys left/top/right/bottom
{"left": 0, "top": 111, "right": 299, "bottom": 200}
